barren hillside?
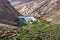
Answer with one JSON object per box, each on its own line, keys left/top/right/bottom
{"left": 10, "top": 0, "right": 60, "bottom": 25}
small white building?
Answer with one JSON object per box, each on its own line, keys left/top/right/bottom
{"left": 18, "top": 16, "right": 37, "bottom": 22}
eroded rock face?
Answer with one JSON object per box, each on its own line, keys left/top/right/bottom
{"left": 10, "top": 0, "right": 60, "bottom": 16}
{"left": 0, "top": 23, "right": 20, "bottom": 39}
{"left": 10, "top": 0, "right": 60, "bottom": 25}
{"left": 0, "top": 0, "right": 21, "bottom": 21}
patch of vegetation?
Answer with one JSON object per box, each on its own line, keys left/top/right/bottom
{"left": 1, "top": 18, "right": 60, "bottom": 40}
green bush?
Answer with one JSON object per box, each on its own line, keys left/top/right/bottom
{"left": 2, "top": 19, "right": 60, "bottom": 40}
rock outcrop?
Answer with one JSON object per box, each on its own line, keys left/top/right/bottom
{"left": 0, "top": 23, "right": 20, "bottom": 39}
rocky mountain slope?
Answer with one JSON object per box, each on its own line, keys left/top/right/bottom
{"left": 0, "top": 0, "right": 21, "bottom": 22}
{"left": 0, "top": 0, "right": 23, "bottom": 25}
{"left": 10, "top": 0, "right": 60, "bottom": 25}
{"left": 0, "top": 0, "right": 21, "bottom": 38}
